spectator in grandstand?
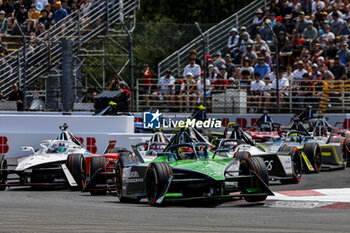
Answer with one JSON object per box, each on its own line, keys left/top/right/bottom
{"left": 195, "top": 71, "right": 211, "bottom": 108}
{"left": 319, "top": 64, "right": 335, "bottom": 80}
{"left": 330, "top": 55, "right": 347, "bottom": 80}
{"left": 270, "top": 0, "right": 280, "bottom": 16}
{"left": 254, "top": 56, "right": 271, "bottom": 80}
{"left": 293, "top": 60, "right": 308, "bottom": 81}
{"left": 226, "top": 27, "right": 239, "bottom": 54}
{"left": 237, "top": 70, "right": 252, "bottom": 89}
{"left": 284, "top": 14, "right": 295, "bottom": 37}
{"left": 218, "top": 64, "right": 228, "bottom": 80}
{"left": 325, "top": 40, "right": 338, "bottom": 59}
{"left": 70, "top": 0, "right": 79, "bottom": 14}
{"left": 184, "top": 72, "right": 197, "bottom": 110}
{"left": 30, "top": 23, "right": 48, "bottom": 41}
{"left": 152, "top": 69, "right": 174, "bottom": 110}
{"left": 189, "top": 49, "right": 202, "bottom": 67}
{"left": 249, "top": 72, "right": 265, "bottom": 112}
{"left": 268, "top": 65, "right": 277, "bottom": 81}
{"left": 253, "top": 33, "right": 270, "bottom": 53}
{"left": 310, "top": 63, "right": 319, "bottom": 80}
{"left": 0, "top": 11, "right": 8, "bottom": 37}
{"left": 294, "top": 11, "right": 307, "bottom": 35}
{"left": 81, "top": 0, "right": 92, "bottom": 19}
{"left": 343, "top": 5, "right": 350, "bottom": 21}
{"left": 142, "top": 64, "right": 152, "bottom": 108}
{"left": 87, "top": 91, "right": 97, "bottom": 103}
{"left": 212, "top": 72, "right": 228, "bottom": 91}
{"left": 259, "top": 14, "right": 275, "bottom": 41}
{"left": 213, "top": 50, "right": 225, "bottom": 70}
{"left": 27, "top": 4, "right": 40, "bottom": 33}
{"left": 331, "top": 12, "right": 345, "bottom": 36}
{"left": 239, "top": 31, "right": 254, "bottom": 54}
{"left": 289, "top": 0, "right": 301, "bottom": 15}
{"left": 62, "top": 0, "right": 71, "bottom": 14}
{"left": 284, "top": 65, "right": 294, "bottom": 82}
{"left": 322, "top": 24, "right": 335, "bottom": 41}
{"left": 239, "top": 56, "right": 254, "bottom": 80}
{"left": 273, "top": 16, "right": 287, "bottom": 36}
{"left": 183, "top": 57, "right": 201, "bottom": 80}
{"left": 260, "top": 46, "right": 272, "bottom": 67}
{"left": 227, "top": 77, "right": 238, "bottom": 89}
{"left": 313, "top": 71, "right": 327, "bottom": 104}
{"left": 106, "top": 73, "right": 121, "bottom": 91}
{"left": 329, "top": 3, "right": 343, "bottom": 21}
{"left": 313, "top": 3, "right": 325, "bottom": 23}
{"left": 38, "top": 9, "right": 52, "bottom": 30}
{"left": 12, "top": 5, "right": 29, "bottom": 34}
{"left": 8, "top": 83, "right": 24, "bottom": 111}
{"left": 312, "top": 0, "right": 325, "bottom": 14}
{"left": 279, "top": 39, "right": 293, "bottom": 68}
{"left": 339, "top": 42, "right": 350, "bottom": 65}
{"left": 224, "top": 54, "right": 237, "bottom": 79}
{"left": 242, "top": 44, "right": 257, "bottom": 66}
{"left": 171, "top": 75, "right": 185, "bottom": 112}
{"left": 271, "top": 69, "right": 289, "bottom": 108}
{"left": 207, "top": 64, "right": 216, "bottom": 83}
{"left": 0, "top": 0, "right": 12, "bottom": 19}
{"left": 279, "top": 0, "right": 293, "bottom": 18}
{"left": 251, "top": 8, "right": 265, "bottom": 38}
{"left": 44, "top": 4, "right": 54, "bottom": 19}
{"left": 302, "top": 20, "right": 318, "bottom": 48}
{"left": 53, "top": 1, "right": 67, "bottom": 23}
{"left": 297, "top": 72, "right": 314, "bottom": 108}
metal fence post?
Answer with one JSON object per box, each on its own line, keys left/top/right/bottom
{"left": 106, "top": 0, "right": 110, "bottom": 31}
{"left": 77, "top": 11, "right": 81, "bottom": 52}
{"left": 177, "top": 51, "right": 180, "bottom": 77}
{"left": 136, "top": 78, "right": 139, "bottom": 111}
{"left": 17, "top": 50, "right": 21, "bottom": 87}
{"left": 15, "top": 21, "right": 27, "bottom": 110}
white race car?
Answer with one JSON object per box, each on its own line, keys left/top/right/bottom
{"left": 0, "top": 123, "right": 90, "bottom": 191}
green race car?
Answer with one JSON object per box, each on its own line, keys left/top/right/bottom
{"left": 116, "top": 141, "right": 273, "bottom": 206}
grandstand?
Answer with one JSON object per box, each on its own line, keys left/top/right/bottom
{"left": 0, "top": 0, "right": 139, "bottom": 111}
{"left": 139, "top": 0, "right": 350, "bottom": 114}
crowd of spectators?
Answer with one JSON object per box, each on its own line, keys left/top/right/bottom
{"left": 144, "top": 0, "right": 350, "bottom": 113}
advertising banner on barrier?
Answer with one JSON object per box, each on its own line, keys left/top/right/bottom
{"left": 133, "top": 112, "right": 350, "bottom": 129}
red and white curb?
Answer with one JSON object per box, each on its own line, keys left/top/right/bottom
{"left": 266, "top": 188, "right": 350, "bottom": 209}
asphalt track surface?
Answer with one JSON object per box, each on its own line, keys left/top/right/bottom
{"left": 1, "top": 169, "right": 350, "bottom": 233}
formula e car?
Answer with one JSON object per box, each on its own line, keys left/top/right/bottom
{"left": 246, "top": 111, "right": 282, "bottom": 142}
{"left": 82, "top": 140, "right": 134, "bottom": 195}
{"left": 212, "top": 123, "right": 303, "bottom": 184}
{"left": 116, "top": 141, "right": 273, "bottom": 206}
{"left": 135, "top": 131, "right": 169, "bottom": 162}
{"left": 0, "top": 124, "right": 89, "bottom": 191}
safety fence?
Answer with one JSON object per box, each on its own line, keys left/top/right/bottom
{"left": 0, "top": 0, "right": 138, "bottom": 98}
{"left": 135, "top": 78, "right": 350, "bottom": 114}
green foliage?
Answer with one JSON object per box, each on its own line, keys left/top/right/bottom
{"left": 83, "top": 0, "right": 251, "bottom": 87}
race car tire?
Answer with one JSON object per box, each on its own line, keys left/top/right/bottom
{"left": 344, "top": 134, "right": 350, "bottom": 167}
{"left": 115, "top": 160, "right": 141, "bottom": 203}
{"left": 89, "top": 156, "right": 107, "bottom": 195}
{"left": 145, "top": 162, "right": 172, "bottom": 206}
{"left": 341, "top": 140, "right": 347, "bottom": 169}
{"left": 233, "top": 151, "right": 251, "bottom": 160}
{"left": 303, "top": 143, "right": 322, "bottom": 173}
{"left": 240, "top": 157, "right": 269, "bottom": 202}
{"left": 0, "top": 155, "right": 7, "bottom": 191}
{"left": 280, "top": 148, "right": 302, "bottom": 184}
{"left": 66, "top": 154, "right": 86, "bottom": 191}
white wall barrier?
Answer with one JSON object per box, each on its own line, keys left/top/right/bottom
{"left": 0, "top": 114, "right": 152, "bottom": 158}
